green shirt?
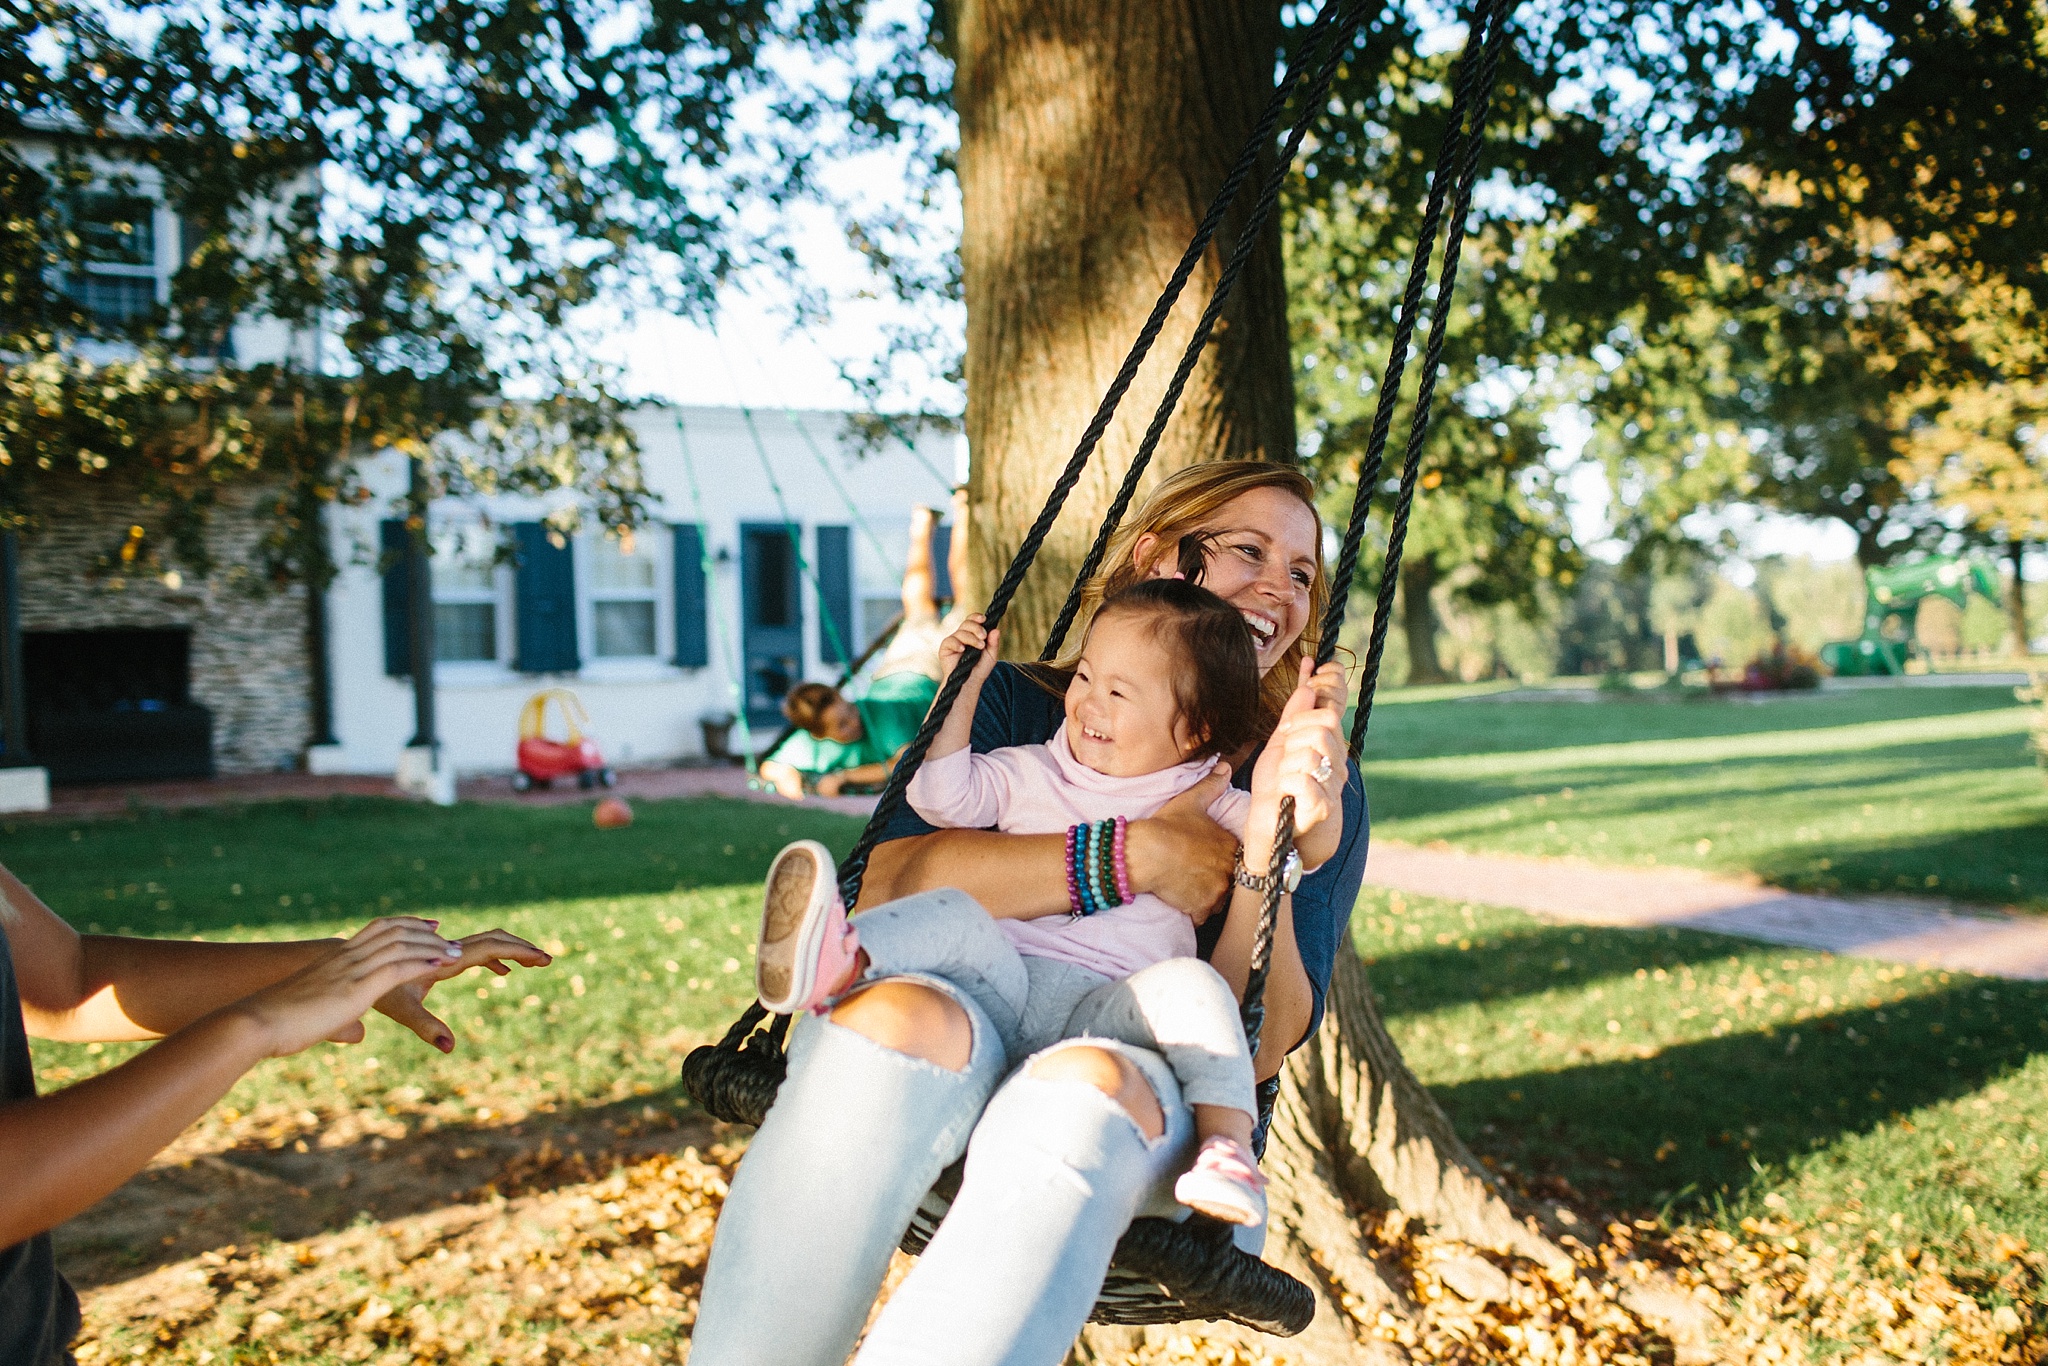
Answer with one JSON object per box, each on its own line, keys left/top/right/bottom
{"left": 770, "top": 672, "right": 938, "bottom": 777}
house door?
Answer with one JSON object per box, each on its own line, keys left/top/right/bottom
{"left": 740, "top": 523, "right": 804, "bottom": 728}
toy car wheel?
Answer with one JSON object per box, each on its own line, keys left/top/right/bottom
{"left": 597, "top": 768, "right": 616, "bottom": 788}
{"left": 577, "top": 769, "right": 597, "bottom": 790}
{"left": 511, "top": 771, "right": 533, "bottom": 793}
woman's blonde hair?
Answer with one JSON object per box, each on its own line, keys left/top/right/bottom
{"left": 1046, "top": 461, "right": 1328, "bottom": 735}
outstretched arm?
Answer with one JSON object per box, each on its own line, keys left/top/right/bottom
{"left": 0, "top": 913, "right": 465, "bottom": 1247}
{"left": 5, "top": 864, "right": 545, "bottom": 1051}
{"left": 927, "top": 616, "right": 998, "bottom": 762}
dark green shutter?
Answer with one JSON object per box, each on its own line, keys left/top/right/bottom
{"left": 380, "top": 519, "right": 412, "bottom": 677}
{"left": 816, "top": 524, "right": 853, "bottom": 665}
{"left": 513, "top": 522, "right": 580, "bottom": 673}
{"left": 931, "top": 521, "right": 954, "bottom": 602}
{"left": 673, "top": 523, "right": 709, "bottom": 668}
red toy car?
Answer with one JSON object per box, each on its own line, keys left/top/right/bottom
{"left": 512, "top": 688, "right": 616, "bottom": 792}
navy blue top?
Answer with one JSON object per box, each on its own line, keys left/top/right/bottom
{"left": 874, "top": 662, "right": 1368, "bottom": 1049}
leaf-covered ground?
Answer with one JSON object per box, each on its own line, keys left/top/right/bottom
{"left": 3, "top": 773, "right": 2040, "bottom": 1363}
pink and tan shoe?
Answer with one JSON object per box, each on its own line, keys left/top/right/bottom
{"left": 1174, "top": 1136, "right": 1268, "bottom": 1229}
{"left": 755, "top": 840, "right": 861, "bottom": 1015}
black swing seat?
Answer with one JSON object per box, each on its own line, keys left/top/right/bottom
{"left": 682, "top": 1016, "right": 1316, "bottom": 1335}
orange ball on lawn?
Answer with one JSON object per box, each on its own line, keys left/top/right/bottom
{"left": 593, "top": 796, "right": 634, "bottom": 829}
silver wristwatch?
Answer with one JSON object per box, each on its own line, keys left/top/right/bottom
{"left": 1232, "top": 846, "right": 1303, "bottom": 895}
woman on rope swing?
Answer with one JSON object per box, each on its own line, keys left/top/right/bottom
{"left": 688, "top": 461, "right": 1367, "bottom": 1366}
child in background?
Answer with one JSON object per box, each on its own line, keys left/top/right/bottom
{"left": 750, "top": 579, "right": 1343, "bottom": 1230}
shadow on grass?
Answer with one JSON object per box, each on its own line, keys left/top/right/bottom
{"left": 1432, "top": 977, "right": 2048, "bottom": 1216}
{"left": 54, "top": 1086, "right": 719, "bottom": 1289}
{"left": 6, "top": 796, "right": 869, "bottom": 936}
{"left": 1360, "top": 921, "right": 1751, "bottom": 1018}
{"left": 1745, "top": 824, "right": 2048, "bottom": 907}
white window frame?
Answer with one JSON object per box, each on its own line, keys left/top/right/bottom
{"left": 429, "top": 519, "right": 513, "bottom": 681}
{"left": 65, "top": 190, "right": 176, "bottom": 325}
{"left": 578, "top": 529, "right": 672, "bottom": 677}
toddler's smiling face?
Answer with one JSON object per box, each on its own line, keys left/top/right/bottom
{"left": 1063, "top": 612, "right": 1201, "bottom": 778}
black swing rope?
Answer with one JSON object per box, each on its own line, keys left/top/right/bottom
{"left": 682, "top": 0, "right": 1514, "bottom": 1334}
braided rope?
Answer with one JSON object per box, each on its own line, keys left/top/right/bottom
{"left": 1039, "top": 0, "right": 1377, "bottom": 660}
{"left": 1350, "top": 1, "right": 1512, "bottom": 754}
{"left": 1317, "top": 0, "right": 1498, "bottom": 720}
{"left": 1243, "top": 0, "right": 1510, "bottom": 1062}
{"left": 832, "top": 0, "right": 1363, "bottom": 910}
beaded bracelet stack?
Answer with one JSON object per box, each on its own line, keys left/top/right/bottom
{"left": 1064, "top": 816, "right": 1133, "bottom": 918}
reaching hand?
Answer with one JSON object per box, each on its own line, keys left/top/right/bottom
{"left": 370, "top": 928, "right": 554, "bottom": 1053}
{"left": 234, "top": 918, "right": 467, "bottom": 1059}
{"left": 1128, "top": 763, "right": 1238, "bottom": 923}
{"left": 938, "top": 614, "right": 999, "bottom": 684}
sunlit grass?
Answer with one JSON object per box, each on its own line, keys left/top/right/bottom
{"left": 1355, "top": 685, "right": 2047, "bottom": 908}
{"left": 4, "top": 796, "right": 866, "bottom": 1151}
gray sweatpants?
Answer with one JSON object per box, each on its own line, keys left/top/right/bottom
{"left": 849, "top": 889, "right": 1257, "bottom": 1117}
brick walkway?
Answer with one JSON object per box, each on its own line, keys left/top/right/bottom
{"left": 1364, "top": 842, "right": 2048, "bottom": 981}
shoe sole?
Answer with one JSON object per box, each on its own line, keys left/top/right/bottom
{"left": 1175, "top": 1176, "right": 1266, "bottom": 1228}
{"left": 757, "top": 841, "right": 832, "bottom": 1013}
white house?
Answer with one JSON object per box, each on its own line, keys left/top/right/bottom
{"left": 313, "top": 404, "right": 964, "bottom": 779}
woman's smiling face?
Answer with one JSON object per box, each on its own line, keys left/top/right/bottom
{"left": 1133, "top": 485, "right": 1320, "bottom": 676}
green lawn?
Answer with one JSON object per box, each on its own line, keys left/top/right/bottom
{"left": 1361, "top": 885, "right": 2047, "bottom": 1324}
{"left": 3, "top": 797, "right": 866, "bottom": 1146}
{"left": 1357, "top": 683, "right": 2047, "bottom": 909}
{"left": 3, "top": 670, "right": 2041, "bottom": 1366}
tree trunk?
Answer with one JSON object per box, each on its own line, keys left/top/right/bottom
{"left": 951, "top": 7, "right": 1585, "bottom": 1360}
{"left": 1400, "top": 556, "right": 1453, "bottom": 686}
{"left": 953, "top": 0, "right": 1297, "bottom": 648}
{"left": 2011, "top": 541, "right": 2032, "bottom": 657}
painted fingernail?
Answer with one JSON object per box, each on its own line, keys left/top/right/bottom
{"left": 436, "top": 1036, "right": 454, "bottom": 1052}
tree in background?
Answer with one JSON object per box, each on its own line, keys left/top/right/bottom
{"left": 1583, "top": 0, "right": 2048, "bottom": 576}
{"left": 1890, "top": 278, "right": 2048, "bottom": 655}
{"left": 1289, "top": 138, "right": 1582, "bottom": 686}
{"left": 1, "top": 0, "right": 870, "bottom": 575}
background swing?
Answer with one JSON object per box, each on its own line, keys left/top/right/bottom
{"left": 684, "top": 0, "right": 1515, "bottom": 1334}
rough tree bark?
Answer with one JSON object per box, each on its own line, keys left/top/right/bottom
{"left": 953, "top": 0, "right": 1296, "bottom": 647}
{"left": 952, "top": 2, "right": 1574, "bottom": 1359}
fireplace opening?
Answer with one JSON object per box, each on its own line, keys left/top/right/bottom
{"left": 24, "top": 627, "right": 214, "bottom": 782}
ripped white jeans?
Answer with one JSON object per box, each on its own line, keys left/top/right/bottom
{"left": 688, "top": 889, "right": 1231, "bottom": 1366}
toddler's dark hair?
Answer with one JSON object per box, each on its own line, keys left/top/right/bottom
{"left": 1092, "top": 578, "right": 1260, "bottom": 761}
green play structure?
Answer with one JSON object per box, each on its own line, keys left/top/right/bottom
{"left": 1821, "top": 553, "right": 2003, "bottom": 676}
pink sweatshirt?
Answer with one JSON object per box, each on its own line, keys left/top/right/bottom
{"left": 906, "top": 723, "right": 1251, "bottom": 979}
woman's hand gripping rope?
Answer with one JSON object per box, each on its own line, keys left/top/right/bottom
{"left": 1248, "top": 659, "right": 1348, "bottom": 868}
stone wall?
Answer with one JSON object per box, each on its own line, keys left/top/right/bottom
{"left": 17, "top": 478, "right": 310, "bottom": 774}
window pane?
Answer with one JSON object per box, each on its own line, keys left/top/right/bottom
{"left": 78, "top": 194, "right": 155, "bottom": 266}
{"left": 432, "top": 526, "right": 497, "bottom": 592}
{"left": 751, "top": 533, "right": 795, "bottom": 627}
{"left": 595, "top": 600, "right": 657, "bottom": 657}
{"left": 66, "top": 273, "right": 156, "bottom": 326}
{"left": 434, "top": 603, "right": 496, "bottom": 662}
{"left": 593, "top": 536, "right": 656, "bottom": 591}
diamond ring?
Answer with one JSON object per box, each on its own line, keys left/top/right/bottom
{"left": 1311, "top": 754, "right": 1333, "bottom": 784}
